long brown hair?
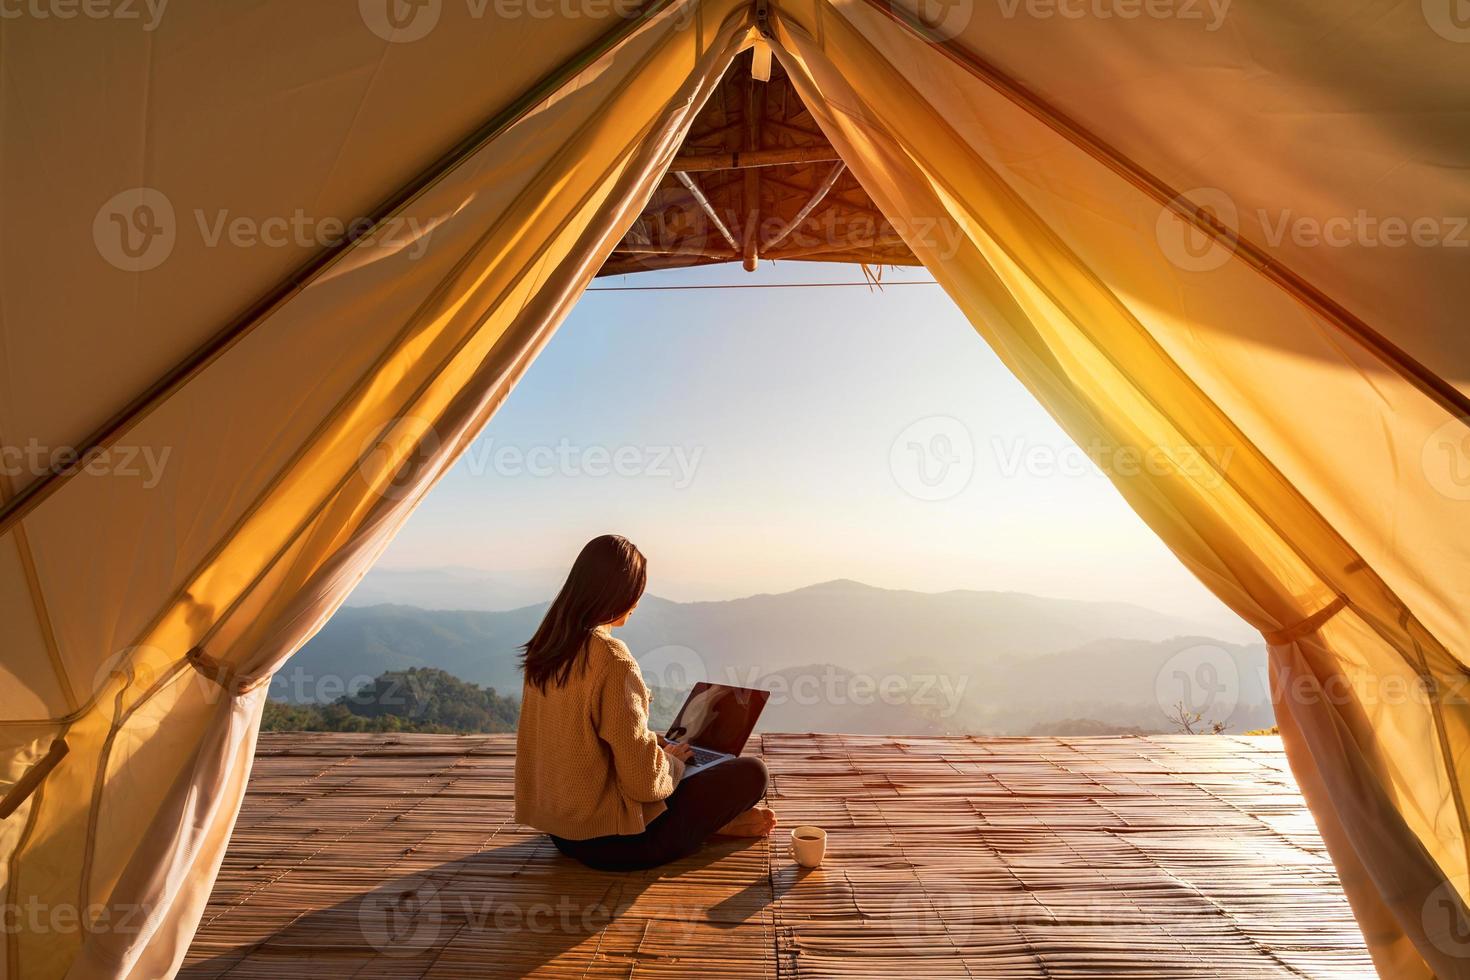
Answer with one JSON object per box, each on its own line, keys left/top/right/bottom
{"left": 520, "top": 534, "right": 647, "bottom": 692}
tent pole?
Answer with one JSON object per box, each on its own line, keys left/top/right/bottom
{"left": 0, "top": 0, "right": 685, "bottom": 539}
{"left": 0, "top": 739, "right": 68, "bottom": 819}
{"left": 853, "top": 0, "right": 1470, "bottom": 426}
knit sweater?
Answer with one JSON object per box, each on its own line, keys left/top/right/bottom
{"left": 514, "top": 626, "right": 685, "bottom": 840}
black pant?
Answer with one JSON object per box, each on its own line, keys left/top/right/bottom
{"left": 552, "top": 757, "right": 769, "bottom": 871}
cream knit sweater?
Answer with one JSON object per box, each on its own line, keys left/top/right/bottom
{"left": 514, "top": 626, "right": 685, "bottom": 840}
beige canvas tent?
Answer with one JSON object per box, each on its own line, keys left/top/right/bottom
{"left": 1, "top": 0, "right": 1467, "bottom": 976}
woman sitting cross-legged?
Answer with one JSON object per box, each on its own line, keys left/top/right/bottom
{"left": 514, "top": 534, "right": 776, "bottom": 871}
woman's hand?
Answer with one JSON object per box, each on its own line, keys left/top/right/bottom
{"left": 662, "top": 741, "right": 693, "bottom": 766}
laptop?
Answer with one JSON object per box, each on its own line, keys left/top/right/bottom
{"left": 664, "top": 682, "right": 770, "bottom": 776}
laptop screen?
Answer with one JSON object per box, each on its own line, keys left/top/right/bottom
{"left": 666, "top": 682, "right": 770, "bottom": 755}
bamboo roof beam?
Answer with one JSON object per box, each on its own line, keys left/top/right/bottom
{"left": 670, "top": 146, "right": 842, "bottom": 172}
{"left": 672, "top": 171, "right": 741, "bottom": 253}
{"left": 767, "top": 233, "right": 911, "bottom": 260}
{"left": 764, "top": 161, "right": 847, "bottom": 250}
{"left": 612, "top": 243, "right": 739, "bottom": 259}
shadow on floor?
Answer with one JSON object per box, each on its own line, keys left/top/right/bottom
{"left": 709, "top": 860, "right": 818, "bottom": 927}
{"left": 180, "top": 834, "right": 770, "bottom": 977}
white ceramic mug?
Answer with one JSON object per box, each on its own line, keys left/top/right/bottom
{"left": 791, "top": 825, "right": 827, "bottom": 868}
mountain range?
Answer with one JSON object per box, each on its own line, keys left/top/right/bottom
{"left": 278, "top": 579, "right": 1271, "bottom": 735}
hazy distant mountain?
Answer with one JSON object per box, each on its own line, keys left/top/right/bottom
{"left": 275, "top": 580, "right": 1268, "bottom": 735}
{"left": 982, "top": 635, "right": 1272, "bottom": 734}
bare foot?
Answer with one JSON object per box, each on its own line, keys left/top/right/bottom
{"left": 715, "top": 805, "right": 777, "bottom": 838}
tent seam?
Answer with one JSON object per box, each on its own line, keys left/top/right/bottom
{"left": 0, "top": 438, "right": 79, "bottom": 714}
{"left": 75, "top": 662, "right": 192, "bottom": 926}
{"left": 3, "top": 738, "right": 56, "bottom": 980}
{"left": 1403, "top": 610, "right": 1470, "bottom": 886}
{"left": 74, "top": 676, "right": 136, "bottom": 921}
{"left": 6, "top": 524, "right": 79, "bottom": 715}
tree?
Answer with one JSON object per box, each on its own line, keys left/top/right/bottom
{"left": 262, "top": 667, "right": 520, "bottom": 733}
{"left": 1166, "top": 701, "right": 1227, "bottom": 735}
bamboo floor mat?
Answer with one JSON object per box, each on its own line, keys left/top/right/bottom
{"left": 181, "top": 733, "right": 1372, "bottom": 978}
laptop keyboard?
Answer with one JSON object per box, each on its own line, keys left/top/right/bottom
{"left": 685, "top": 745, "right": 727, "bottom": 769}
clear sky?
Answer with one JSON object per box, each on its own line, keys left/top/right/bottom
{"left": 372, "top": 259, "right": 1246, "bottom": 633}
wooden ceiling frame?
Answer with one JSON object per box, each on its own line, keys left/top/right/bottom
{"left": 599, "top": 47, "right": 921, "bottom": 278}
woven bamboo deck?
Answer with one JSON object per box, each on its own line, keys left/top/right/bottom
{"left": 181, "top": 733, "right": 1372, "bottom": 978}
